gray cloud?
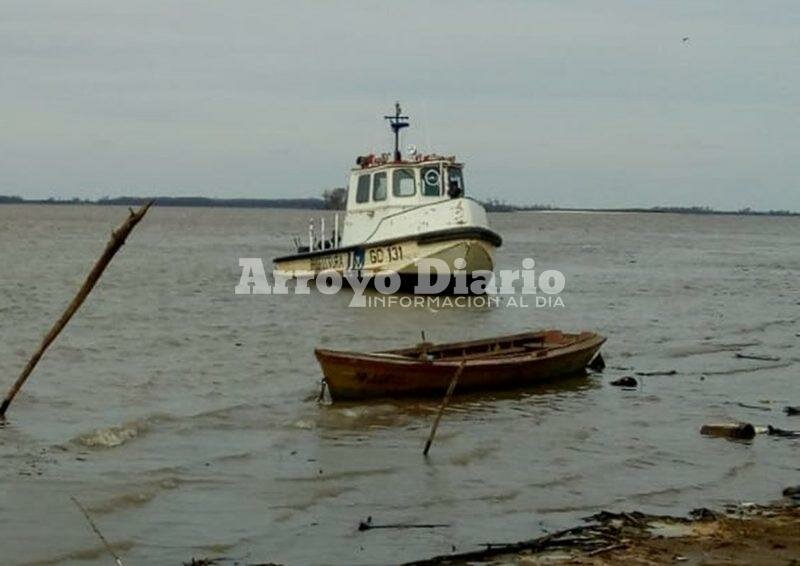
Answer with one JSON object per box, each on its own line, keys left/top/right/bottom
{"left": 1, "top": 1, "right": 798, "bottom": 209}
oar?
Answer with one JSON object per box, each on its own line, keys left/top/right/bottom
{"left": 423, "top": 360, "right": 466, "bottom": 456}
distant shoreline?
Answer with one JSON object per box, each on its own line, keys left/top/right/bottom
{"left": 0, "top": 195, "right": 328, "bottom": 210}
{"left": 0, "top": 195, "right": 796, "bottom": 216}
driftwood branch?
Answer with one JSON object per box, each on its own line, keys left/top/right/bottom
{"left": 358, "top": 516, "right": 449, "bottom": 531}
{"left": 71, "top": 496, "right": 125, "bottom": 566}
{"left": 0, "top": 201, "right": 153, "bottom": 419}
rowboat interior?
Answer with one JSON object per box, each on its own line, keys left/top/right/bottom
{"left": 385, "top": 330, "right": 593, "bottom": 361}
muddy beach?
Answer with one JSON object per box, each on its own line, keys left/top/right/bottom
{"left": 406, "top": 497, "right": 800, "bottom": 565}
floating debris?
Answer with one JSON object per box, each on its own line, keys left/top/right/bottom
{"left": 358, "top": 516, "right": 449, "bottom": 531}
{"left": 700, "top": 422, "right": 756, "bottom": 440}
{"left": 610, "top": 376, "right": 638, "bottom": 388}
{"left": 783, "top": 486, "right": 800, "bottom": 500}
{"left": 634, "top": 370, "right": 677, "bottom": 376}
{"left": 785, "top": 406, "right": 800, "bottom": 416}
{"left": 767, "top": 425, "right": 800, "bottom": 438}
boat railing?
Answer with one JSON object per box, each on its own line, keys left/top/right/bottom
{"left": 296, "top": 213, "right": 341, "bottom": 253}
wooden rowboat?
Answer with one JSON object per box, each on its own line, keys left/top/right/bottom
{"left": 315, "top": 330, "right": 606, "bottom": 401}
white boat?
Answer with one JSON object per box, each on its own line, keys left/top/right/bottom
{"left": 273, "top": 103, "right": 502, "bottom": 286}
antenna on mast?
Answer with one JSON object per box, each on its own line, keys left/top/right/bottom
{"left": 384, "top": 102, "right": 409, "bottom": 162}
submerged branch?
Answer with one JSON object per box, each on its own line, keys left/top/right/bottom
{"left": 71, "top": 497, "right": 125, "bottom": 566}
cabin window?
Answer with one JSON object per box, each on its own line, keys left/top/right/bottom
{"left": 356, "top": 174, "right": 371, "bottom": 203}
{"left": 392, "top": 168, "right": 416, "bottom": 197}
{"left": 447, "top": 167, "right": 465, "bottom": 197}
{"left": 373, "top": 172, "right": 387, "bottom": 201}
{"left": 422, "top": 166, "right": 441, "bottom": 196}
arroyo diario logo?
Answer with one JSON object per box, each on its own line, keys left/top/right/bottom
{"left": 235, "top": 257, "right": 566, "bottom": 308}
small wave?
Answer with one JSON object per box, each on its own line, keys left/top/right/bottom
{"left": 76, "top": 421, "right": 147, "bottom": 448}
{"left": 449, "top": 445, "right": 498, "bottom": 466}
{"left": 416, "top": 489, "right": 522, "bottom": 510}
{"left": 277, "top": 466, "right": 395, "bottom": 483}
{"left": 87, "top": 477, "right": 182, "bottom": 514}
{"left": 721, "top": 459, "right": 757, "bottom": 480}
{"left": 213, "top": 451, "right": 253, "bottom": 464}
{"left": 318, "top": 404, "right": 415, "bottom": 429}
{"left": 269, "top": 485, "right": 356, "bottom": 513}
{"left": 70, "top": 412, "right": 192, "bottom": 449}
{"left": 703, "top": 361, "right": 793, "bottom": 376}
{"left": 623, "top": 456, "right": 658, "bottom": 470}
{"left": 88, "top": 490, "right": 158, "bottom": 514}
{"left": 528, "top": 472, "right": 583, "bottom": 489}
{"left": 630, "top": 484, "right": 703, "bottom": 505}
{"left": 735, "top": 318, "right": 798, "bottom": 334}
{"left": 25, "top": 540, "right": 135, "bottom": 566}
{"left": 667, "top": 341, "right": 760, "bottom": 358}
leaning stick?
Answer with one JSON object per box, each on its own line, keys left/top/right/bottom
{"left": 0, "top": 201, "right": 154, "bottom": 419}
{"left": 423, "top": 361, "right": 466, "bottom": 456}
{"left": 71, "top": 496, "right": 125, "bottom": 566}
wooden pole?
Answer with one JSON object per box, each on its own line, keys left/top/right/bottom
{"left": 0, "top": 201, "right": 154, "bottom": 419}
{"left": 423, "top": 361, "right": 466, "bottom": 456}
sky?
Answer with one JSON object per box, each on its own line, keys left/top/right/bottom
{"left": 2, "top": 1, "right": 799, "bottom": 210}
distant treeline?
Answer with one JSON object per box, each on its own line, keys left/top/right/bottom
{"left": 480, "top": 199, "right": 798, "bottom": 217}
{"left": 0, "top": 194, "right": 796, "bottom": 216}
{"left": 0, "top": 195, "right": 327, "bottom": 209}
{"left": 598, "top": 205, "right": 798, "bottom": 216}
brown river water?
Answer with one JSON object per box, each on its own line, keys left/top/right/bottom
{"left": 0, "top": 205, "right": 798, "bottom": 565}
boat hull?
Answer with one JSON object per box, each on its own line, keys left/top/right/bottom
{"left": 273, "top": 227, "right": 500, "bottom": 280}
{"left": 315, "top": 331, "right": 605, "bottom": 400}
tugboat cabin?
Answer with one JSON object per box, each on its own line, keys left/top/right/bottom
{"left": 342, "top": 154, "right": 467, "bottom": 245}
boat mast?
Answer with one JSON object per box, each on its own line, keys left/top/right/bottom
{"left": 384, "top": 102, "right": 409, "bottom": 162}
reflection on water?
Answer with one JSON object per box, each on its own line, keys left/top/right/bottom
{"left": 0, "top": 205, "right": 798, "bottom": 565}
{"left": 318, "top": 372, "right": 596, "bottom": 429}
